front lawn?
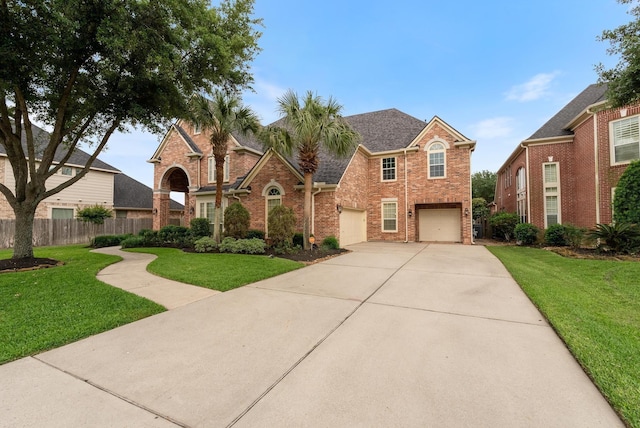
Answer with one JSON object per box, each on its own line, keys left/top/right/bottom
{"left": 488, "top": 246, "right": 640, "bottom": 427}
{"left": 0, "top": 245, "right": 165, "bottom": 365}
{"left": 127, "top": 247, "right": 304, "bottom": 292}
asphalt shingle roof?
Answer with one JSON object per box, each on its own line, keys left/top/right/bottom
{"left": 175, "top": 125, "right": 202, "bottom": 154}
{"left": 263, "top": 108, "right": 428, "bottom": 185}
{"left": 0, "top": 123, "right": 119, "bottom": 172}
{"left": 528, "top": 83, "right": 608, "bottom": 140}
{"left": 114, "top": 173, "right": 184, "bottom": 210}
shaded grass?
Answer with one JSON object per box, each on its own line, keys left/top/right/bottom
{"left": 0, "top": 245, "right": 164, "bottom": 365}
{"left": 127, "top": 247, "right": 304, "bottom": 292}
{"left": 488, "top": 246, "right": 640, "bottom": 427}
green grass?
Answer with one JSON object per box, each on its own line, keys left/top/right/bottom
{"left": 487, "top": 246, "right": 640, "bottom": 427}
{"left": 0, "top": 245, "right": 165, "bottom": 365}
{"left": 127, "top": 247, "right": 304, "bottom": 291}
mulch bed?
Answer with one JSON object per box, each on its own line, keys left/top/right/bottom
{"left": 0, "top": 257, "right": 63, "bottom": 273}
{"left": 265, "top": 247, "right": 349, "bottom": 264}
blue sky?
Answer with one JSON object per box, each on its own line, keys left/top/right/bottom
{"left": 97, "top": 0, "right": 631, "bottom": 195}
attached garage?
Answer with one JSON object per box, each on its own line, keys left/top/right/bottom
{"left": 339, "top": 208, "right": 367, "bottom": 246}
{"left": 418, "top": 208, "right": 461, "bottom": 242}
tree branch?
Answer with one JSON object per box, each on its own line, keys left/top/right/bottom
{"left": 41, "top": 118, "right": 121, "bottom": 200}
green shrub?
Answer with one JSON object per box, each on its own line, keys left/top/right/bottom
{"left": 545, "top": 224, "right": 567, "bottom": 246}
{"left": 514, "top": 223, "right": 539, "bottom": 245}
{"left": 224, "top": 202, "right": 250, "bottom": 239}
{"left": 91, "top": 234, "right": 132, "bottom": 248}
{"left": 293, "top": 232, "right": 304, "bottom": 248}
{"left": 321, "top": 235, "right": 340, "bottom": 250}
{"left": 489, "top": 212, "right": 519, "bottom": 241}
{"left": 190, "top": 218, "right": 211, "bottom": 239}
{"left": 121, "top": 236, "right": 145, "bottom": 248}
{"left": 613, "top": 160, "right": 640, "bottom": 224}
{"left": 246, "top": 229, "right": 265, "bottom": 240}
{"left": 159, "top": 225, "right": 192, "bottom": 247}
{"left": 76, "top": 205, "right": 112, "bottom": 225}
{"left": 588, "top": 222, "right": 640, "bottom": 253}
{"left": 564, "top": 224, "right": 587, "bottom": 249}
{"left": 218, "top": 237, "right": 266, "bottom": 254}
{"left": 138, "top": 229, "right": 160, "bottom": 247}
{"left": 268, "top": 205, "right": 296, "bottom": 249}
{"left": 194, "top": 236, "right": 217, "bottom": 253}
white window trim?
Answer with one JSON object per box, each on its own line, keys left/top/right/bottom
{"left": 610, "top": 115, "right": 640, "bottom": 166}
{"left": 380, "top": 156, "right": 397, "bottom": 182}
{"left": 193, "top": 123, "right": 202, "bottom": 135}
{"left": 208, "top": 154, "right": 230, "bottom": 183}
{"left": 426, "top": 141, "right": 447, "bottom": 179}
{"left": 542, "top": 162, "right": 561, "bottom": 228}
{"left": 381, "top": 198, "right": 398, "bottom": 233}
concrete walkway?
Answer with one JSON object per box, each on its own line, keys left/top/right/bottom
{"left": 0, "top": 243, "right": 624, "bottom": 427}
{"left": 92, "top": 246, "right": 219, "bottom": 309}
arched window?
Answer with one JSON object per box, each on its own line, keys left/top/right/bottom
{"left": 427, "top": 142, "right": 446, "bottom": 178}
{"left": 266, "top": 187, "right": 282, "bottom": 213}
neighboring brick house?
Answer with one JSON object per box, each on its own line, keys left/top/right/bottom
{"left": 151, "top": 109, "right": 476, "bottom": 245}
{"left": 0, "top": 123, "right": 183, "bottom": 221}
{"left": 495, "top": 83, "right": 637, "bottom": 231}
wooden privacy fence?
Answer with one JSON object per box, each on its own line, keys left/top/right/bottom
{"left": 0, "top": 218, "right": 153, "bottom": 249}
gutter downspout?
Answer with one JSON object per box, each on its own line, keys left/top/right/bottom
{"left": 590, "top": 108, "right": 601, "bottom": 224}
{"left": 311, "top": 186, "right": 322, "bottom": 236}
{"left": 404, "top": 148, "right": 409, "bottom": 243}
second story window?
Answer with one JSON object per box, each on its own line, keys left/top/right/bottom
{"left": 208, "top": 155, "right": 230, "bottom": 183}
{"left": 381, "top": 157, "right": 396, "bottom": 181}
{"left": 611, "top": 115, "right": 640, "bottom": 164}
{"left": 428, "top": 142, "right": 446, "bottom": 178}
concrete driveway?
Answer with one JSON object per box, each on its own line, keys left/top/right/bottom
{"left": 0, "top": 243, "right": 623, "bottom": 427}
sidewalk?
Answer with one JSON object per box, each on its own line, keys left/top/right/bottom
{"left": 92, "top": 246, "right": 219, "bottom": 309}
{"left": 0, "top": 243, "right": 624, "bottom": 427}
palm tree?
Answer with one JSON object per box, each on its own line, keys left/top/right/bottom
{"left": 189, "top": 91, "right": 260, "bottom": 243}
{"left": 261, "top": 90, "right": 360, "bottom": 250}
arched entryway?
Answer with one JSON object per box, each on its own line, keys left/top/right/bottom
{"left": 153, "top": 166, "right": 192, "bottom": 230}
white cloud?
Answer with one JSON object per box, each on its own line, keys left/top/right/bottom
{"left": 470, "top": 117, "right": 514, "bottom": 139}
{"left": 505, "top": 72, "right": 560, "bottom": 102}
{"left": 242, "top": 77, "right": 288, "bottom": 124}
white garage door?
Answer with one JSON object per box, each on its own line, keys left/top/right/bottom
{"left": 419, "top": 208, "right": 461, "bottom": 242}
{"left": 340, "top": 208, "right": 366, "bottom": 246}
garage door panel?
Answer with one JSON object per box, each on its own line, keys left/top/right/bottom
{"left": 419, "top": 208, "right": 461, "bottom": 242}
{"left": 340, "top": 209, "right": 366, "bottom": 246}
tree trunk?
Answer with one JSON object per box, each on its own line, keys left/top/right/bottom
{"left": 303, "top": 172, "right": 313, "bottom": 250}
{"left": 12, "top": 202, "right": 37, "bottom": 259}
{"left": 213, "top": 152, "right": 225, "bottom": 244}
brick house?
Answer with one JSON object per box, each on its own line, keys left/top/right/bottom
{"left": 0, "top": 123, "right": 183, "bottom": 221}
{"left": 495, "top": 83, "right": 638, "bottom": 231}
{"left": 150, "top": 108, "right": 476, "bottom": 245}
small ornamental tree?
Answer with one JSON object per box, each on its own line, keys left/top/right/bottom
{"left": 77, "top": 205, "right": 112, "bottom": 244}
{"left": 224, "top": 202, "right": 250, "bottom": 239}
{"left": 76, "top": 205, "right": 112, "bottom": 225}
{"left": 613, "top": 160, "right": 640, "bottom": 224}
{"left": 472, "top": 197, "right": 490, "bottom": 221}
{"left": 267, "top": 205, "right": 296, "bottom": 249}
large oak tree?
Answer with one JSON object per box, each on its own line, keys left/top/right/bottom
{"left": 597, "top": 0, "right": 640, "bottom": 106}
{"left": 0, "top": 0, "right": 261, "bottom": 259}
